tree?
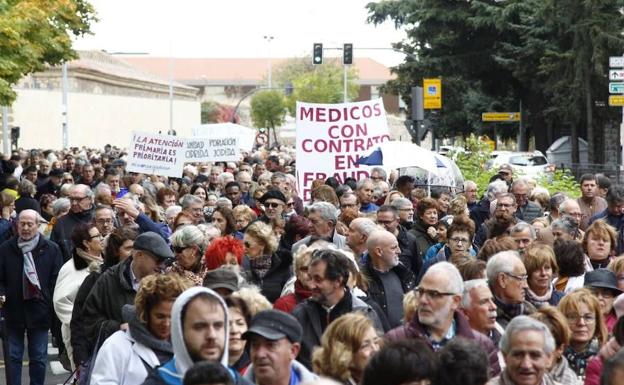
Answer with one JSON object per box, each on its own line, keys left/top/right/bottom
{"left": 250, "top": 90, "right": 286, "bottom": 146}
{"left": 201, "top": 101, "right": 239, "bottom": 123}
{"left": 285, "top": 61, "right": 359, "bottom": 116}
{"left": 0, "top": 0, "right": 96, "bottom": 105}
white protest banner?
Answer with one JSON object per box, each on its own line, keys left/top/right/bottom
{"left": 296, "top": 99, "right": 391, "bottom": 201}
{"left": 127, "top": 131, "right": 185, "bottom": 178}
{"left": 184, "top": 136, "right": 240, "bottom": 162}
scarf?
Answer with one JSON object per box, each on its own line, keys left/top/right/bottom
{"left": 495, "top": 369, "right": 558, "bottom": 385}
{"left": 564, "top": 338, "right": 600, "bottom": 380}
{"left": 75, "top": 247, "right": 103, "bottom": 266}
{"left": 249, "top": 254, "right": 272, "bottom": 280}
{"left": 18, "top": 234, "right": 41, "bottom": 300}
{"left": 493, "top": 294, "right": 523, "bottom": 319}
{"left": 526, "top": 284, "right": 554, "bottom": 308}
{"left": 166, "top": 262, "right": 207, "bottom": 286}
{"left": 123, "top": 305, "right": 173, "bottom": 364}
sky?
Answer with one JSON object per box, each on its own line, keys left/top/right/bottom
{"left": 73, "top": 0, "right": 407, "bottom": 67}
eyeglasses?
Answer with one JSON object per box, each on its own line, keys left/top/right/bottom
{"left": 341, "top": 203, "right": 357, "bottom": 209}
{"left": 589, "top": 287, "right": 616, "bottom": 299}
{"left": 497, "top": 203, "right": 514, "bottom": 208}
{"left": 69, "top": 196, "right": 88, "bottom": 203}
{"left": 377, "top": 219, "right": 396, "bottom": 225}
{"left": 89, "top": 233, "right": 103, "bottom": 240}
{"left": 286, "top": 202, "right": 294, "bottom": 207}
{"left": 566, "top": 314, "right": 596, "bottom": 324}
{"left": 449, "top": 237, "right": 470, "bottom": 244}
{"left": 265, "top": 202, "right": 282, "bottom": 208}
{"left": 414, "top": 287, "right": 457, "bottom": 300}
{"left": 505, "top": 272, "right": 528, "bottom": 281}
{"left": 173, "top": 246, "right": 187, "bottom": 253}
{"left": 398, "top": 207, "right": 414, "bottom": 211}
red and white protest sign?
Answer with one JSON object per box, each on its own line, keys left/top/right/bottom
{"left": 296, "top": 99, "right": 391, "bottom": 201}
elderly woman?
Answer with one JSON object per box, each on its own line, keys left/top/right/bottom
{"left": 312, "top": 313, "right": 380, "bottom": 385}
{"left": 232, "top": 205, "right": 257, "bottom": 232}
{"left": 204, "top": 235, "right": 244, "bottom": 271}
{"left": 409, "top": 197, "right": 439, "bottom": 260}
{"left": 558, "top": 288, "right": 608, "bottom": 380}
{"left": 530, "top": 306, "right": 582, "bottom": 385}
{"left": 584, "top": 220, "right": 617, "bottom": 270}
{"left": 166, "top": 225, "right": 208, "bottom": 285}
{"left": 554, "top": 239, "right": 589, "bottom": 293}
{"left": 190, "top": 183, "right": 207, "bottom": 203}
{"left": 524, "top": 244, "right": 565, "bottom": 308}
{"left": 54, "top": 223, "right": 104, "bottom": 370}
{"left": 226, "top": 296, "right": 251, "bottom": 374}
{"left": 273, "top": 244, "right": 314, "bottom": 313}
{"left": 242, "top": 221, "right": 292, "bottom": 303}
{"left": 15, "top": 179, "right": 40, "bottom": 214}
{"left": 550, "top": 217, "right": 579, "bottom": 242}
{"left": 90, "top": 274, "right": 191, "bottom": 385}
{"left": 583, "top": 269, "right": 623, "bottom": 333}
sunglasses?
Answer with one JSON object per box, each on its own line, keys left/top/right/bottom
{"left": 172, "top": 246, "right": 187, "bottom": 253}
{"left": 265, "top": 202, "right": 281, "bottom": 208}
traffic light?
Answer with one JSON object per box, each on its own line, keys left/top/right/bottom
{"left": 343, "top": 43, "right": 353, "bottom": 65}
{"left": 313, "top": 43, "right": 323, "bottom": 65}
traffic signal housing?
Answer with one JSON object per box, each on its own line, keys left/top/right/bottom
{"left": 343, "top": 43, "right": 353, "bottom": 65}
{"left": 313, "top": 43, "right": 323, "bottom": 65}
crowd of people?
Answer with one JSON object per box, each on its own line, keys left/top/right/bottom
{"left": 1, "top": 145, "right": 624, "bottom": 385}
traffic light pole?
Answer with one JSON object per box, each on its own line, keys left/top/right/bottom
{"left": 343, "top": 65, "right": 348, "bottom": 103}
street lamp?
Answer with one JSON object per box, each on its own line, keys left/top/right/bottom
{"left": 263, "top": 35, "right": 274, "bottom": 88}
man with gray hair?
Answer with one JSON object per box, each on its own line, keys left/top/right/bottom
{"left": 461, "top": 279, "right": 501, "bottom": 345}
{"left": 51, "top": 184, "right": 96, "bottom": 260}
{"left": 488, "top": 315, "right": 558, "bottom": 385}
{"left": 487, "top": 251, "right": 536, "bottom": 330}
{"left": 391, "top": 197, "right": 415, "bottom": 229}
{"left": 509, "top": 222, "right": 536, "bottom": 257}
{"left": 370, "top": 167, "right": 387, "bottom": 183}
{"left": 464, "top": 180, "right": 479, "bottom": 210}
{"left": 386, "top": 262, "right": 501, "bottom": 375}
{"left": 470, "top": 179, "right": 509, "bottom": 230}
{"left": 511, "top": 180, "right": 543, "bottom": 223}
{"left": 292, "top": 202, "right": 345, "bottom": 253}
{"left": 356, "top": 178, "right": 379, "bottom": 213}
{"left": 181, "top": 194, "right": 206, "bottom": 225}
{"left": 346, "top": 217, "right": 379, "bottom": 260}
{"left": 550, "top": 217, "right": 578, "bottom": 242}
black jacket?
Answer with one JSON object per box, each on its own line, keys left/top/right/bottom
{"left": 292, "top": 290, "right": 384, "bottom": 370}
{"left": 15, "top": 195, "right": 41, "bottom": 215}
{"left": 242, "top": 250, "right": 293, "bottom": 303}
{"left": 50, "top": 206, "right": 95, "bottom": 261}
{"left": 70, "top": 268, "right": 102, "bottom": 365}
{"left": 396, "top": 225, "right": 422, "bottom": 277}
{"left": 359, "top": 258, "right": 416, "bottom": 325}
{"left": 470, "top": 197, "right": 491, "bottom": 231}
{"left": 0, "top": 235, "right": 63, "bottom": 329}
{"left": 409, "top": 219, "right": 437, "bottom": 260}
{"left": 81, "top": 258, "right": 136, "bottom": 348}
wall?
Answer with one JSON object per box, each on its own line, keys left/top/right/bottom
{"left": 11, "top": 88, "right": 200, "bottom": 150}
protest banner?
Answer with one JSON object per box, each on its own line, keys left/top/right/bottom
{"left": 184, "top": 136, "right": 240, "bottom": 162}
{"left": 296, "top": 99, "right": 391, "bottom": 201}
{"left": 127, "top": 131, "right": 185, "bottom": 177}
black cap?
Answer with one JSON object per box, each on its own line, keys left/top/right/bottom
{"left": 242, "top": 309, "right": 303, "bottom": 343}
{"left": 49, "top": 168, "right": 65, "bottom": 178}
{"left": 111, "top": 159, "right": 126, "bottom": 167}
{"left": 259, "top": 189, "right": 286, "bottom": 204}
{"left": 203, "top": 268, "right": 239, "bottom": 292}
{"left": 584, "top": 269, "right": 623, "bottom": 294}
{"left": 133, "top": 231, "right": 174, "bottom": 261}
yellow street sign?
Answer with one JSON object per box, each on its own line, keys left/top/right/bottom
{"left": 423, "top": 78, "right": 442, "bottom": 109}
{"left": 482, "top": 112, "right": 521, "bottom": 122}
{"left": 609, "top": 95, "right": 624, "bottom": 106}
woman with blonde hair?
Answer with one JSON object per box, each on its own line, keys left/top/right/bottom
{"left": 90, "top": 274, "right": 191, "bottom": 385}
{"left": 558, "top": 288, "right": 608, "bottom": 380}
{"left": 607, "top": 256, "right": 624, "bottom": 291}
{"left": 583, "top": 220, "right": 617, "bottom": 270}
{"left": 383, "top": 190, "right": 404, "bottom": 206}
{"left": 524, "top": 244, "right": 564, "bottom": 308}
{"left": 530, "top": 306, "right": 582, "bottom": 385}
{"left": 312, "top": 313, "right": 380, "bottom": 385}
{"left": 242, "top": 221, "right": 292, "bottom": 302}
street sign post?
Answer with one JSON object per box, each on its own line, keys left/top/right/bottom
{"left": 609, "top": 95, "right": 624, "bottom": 106}
{"left": 610, "top": 83, "right": 624, "bottom": 94}
{"left": 611, "top": 57, "right": 624, "bottom": 68}
{"left": 423, "top": 78, "right": 442, "bottom": 109}
{"left": 610, "top": 70, "right": 624, "bottom": 81}
{"left": 482, "top": 112, "right": 521, "bottom": 122}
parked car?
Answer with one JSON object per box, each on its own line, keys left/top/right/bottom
{"left": 486, "top": 151, "right": 555, "bottom": 178}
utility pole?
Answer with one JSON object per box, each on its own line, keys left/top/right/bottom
{"left": 62, "top": 62, "right": 69, "bottom": 148}
{"left": 264, "top": 36, "right": 274, "bottom": 88}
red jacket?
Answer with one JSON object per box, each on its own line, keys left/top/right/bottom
{"left": 273, "top": 280, "right": 312, "bottom": 313}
